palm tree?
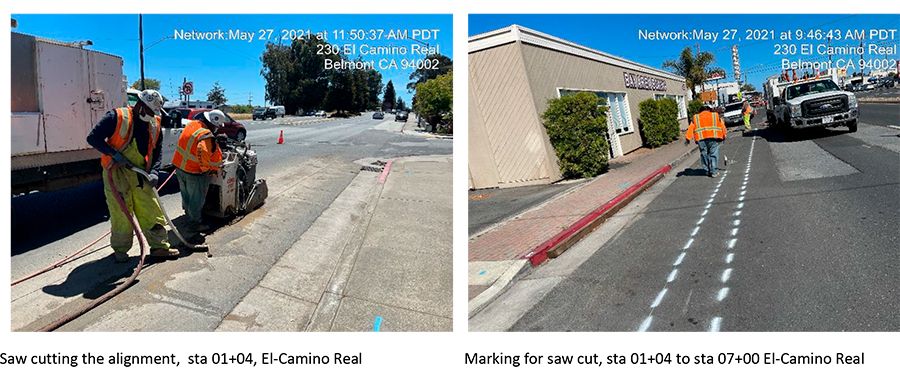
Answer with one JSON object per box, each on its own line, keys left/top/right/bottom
{"left": 663, "top": 47, "right": 722, "bottom": 98}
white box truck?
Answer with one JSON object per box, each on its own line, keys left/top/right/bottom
{"left": 11, "top": 32, "right": 126, "bottom": 194}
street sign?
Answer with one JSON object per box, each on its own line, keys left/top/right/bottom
{"left": 183, "top": 81, "right": 193, "bottom": 95}
{"left": 707, "top": 72, "right": 726, "bottom": 81}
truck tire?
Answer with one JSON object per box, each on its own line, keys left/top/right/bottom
{"left": 848, "top": 119, "right": 858, "bottom": 133}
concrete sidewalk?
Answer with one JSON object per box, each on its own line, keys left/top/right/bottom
{"left": 468, "top": 139, "right": 698, "bottom": 316}
{"left": 218, "top": 155, "right": 452, "bottom": 332}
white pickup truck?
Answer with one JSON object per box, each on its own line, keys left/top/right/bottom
{"left": 771, "top": 78, "right": 859, "bottom": 132}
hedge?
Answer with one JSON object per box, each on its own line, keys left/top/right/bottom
{"left": 541, "top": 92, "right": 610, "bottom": 179}
{"left": 639, "top": 98, "right": 681, "bottom": 148}
{"left": 687, "top": 99, "right": 704, "bottom": 119}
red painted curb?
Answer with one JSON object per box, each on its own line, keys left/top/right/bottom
{"left": 522, "top": 163, "right": 673, "bottom": 267}
{"left": 378, "top": 160, "right": 394, "bottom": 184}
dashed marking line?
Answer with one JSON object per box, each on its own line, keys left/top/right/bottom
{"left": 667, "top": 269, "right": 678, "bottom": 283}
{"left": 727, "top": 238, "right": 737, "bottom": 249}
{"left": 734, "top": 210, "right": 742, "bottom": 216}
{"left": 696, "top": 217, "right": 705, "bottom": 225}
{"left": 721, "top": 268, "right": 733, "bottom": 283}
{"left": 651, "top": 288, "right": 668, "bottom": 308}
{"left": 730, "top": 228, "right": 739, "bottom": 236}
{"left": 691, "top": 226, "right": 700, "bottom": 236}
{"left": 736, "top": 202, "right": 744, "bottom": 209}
{"left": 701, "top": 209, "right": 709, "bottom": 216}
{"left": 683, "top": 238, "right": 695, "bottom": 250}
{"left": 705, "top": 203, "right": 712, "bottom": 209}
{"left": 638, "top": 316, "right": 653, "bottom": 332}
{"left": 709, "top": 317, "right": 722, "bottom": 332}
{"left": 733, "top": 219, "right": 741, "bottom": 226}
{"left": 725, "top": 253, "right": 734, "bottom": 264}
{"left": 717, "top": 287, "right": 730, "bottom": 302}
{"left": 673, "top": 252, "right": 686, "bottom": 266}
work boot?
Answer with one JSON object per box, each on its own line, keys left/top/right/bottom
{"left": 113, "top": 251, "right": 130, "bottom": 263}
{"left": 150, "top": 248, "right": 180, "bottom": 258}
{"left": 711, "top": 172, "right": 720, "bottom": 178}
{"left": 191, "top": 222, "right": 211, "bottom": 233}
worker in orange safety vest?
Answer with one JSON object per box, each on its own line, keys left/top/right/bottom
{"left": 685, "top": 105, "right": 727, "bottom": 178}
{"left": 172, "top": 110, "right": 225, "bottom": 233}
{"left": 86, "top": 89, "right": 180, "bottom": 262}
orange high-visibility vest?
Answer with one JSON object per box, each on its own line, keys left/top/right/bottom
{"left": 172, "top": 120, "right": 223, "bottom": 174}
{"left": 686, "top": 111, "right": 726, "bottom": 142}
{"left": 100, "top": 107, "right": 161, "bottom": 170}
{"left": 743, "top": 103, "right": 753, "bottom": 115}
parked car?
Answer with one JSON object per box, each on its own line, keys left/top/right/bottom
{"left": 395, "top": 110, "right": 409, "bottom": 122}
{"left": 270, "top": 105, "right": 286, "bottom": 118}
{"left": 373, "top": 111, "right": 384, "bottom": 119}
{"left": 252, "top": 107, "right": 276, "bottom": 120}
{"left": 315, "top": 110, "right": 327, "bottom": 117}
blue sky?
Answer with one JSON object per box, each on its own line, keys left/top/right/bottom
{"left": 470, "top": 14, "right": 898, "bottom": 89}
{"left": 14, "top": 14, "right": 452, "bottom": 105}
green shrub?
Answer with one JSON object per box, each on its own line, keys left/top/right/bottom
{"left": 541, "top": 92, "right": 610, "bottom": 179}
{"left": 687, "top": 98, "right": 704, "bottom": 118}
{"left": 639, "top": 98, "right": 681, "bottom": 148}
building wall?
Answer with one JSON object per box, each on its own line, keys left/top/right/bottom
{"left": 518, "top": 43, "right": 690, "bottom": 155}
{"left": 468, "top": 42, "right": 562, "bottom": 189}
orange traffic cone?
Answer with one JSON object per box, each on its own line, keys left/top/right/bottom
{"left": 277, "top": 130, "right": 284, "bottom": 144}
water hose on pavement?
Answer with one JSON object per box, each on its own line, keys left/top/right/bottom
{"left": 128, "top": 166, "right": 209, "bottom": 252}
{"left": 38, "top": 165, "right": 148, "bottom": 331}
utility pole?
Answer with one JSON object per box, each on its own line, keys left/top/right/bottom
{"left": 248, "top": 91, "right": 253, "bottom": 107}
{"left": 139, "top": 14, "right": 145, "bottom": 90}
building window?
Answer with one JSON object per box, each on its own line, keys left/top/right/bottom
{"left": 656, "top": 94, "right": 688, "bottom": 120}
{"left": 558, "top": 89, "right": 633, "bottom": 135}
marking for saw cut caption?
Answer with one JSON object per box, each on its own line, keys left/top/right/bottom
{"left": 464, "top": 351, "right": 866, "bottom": 367}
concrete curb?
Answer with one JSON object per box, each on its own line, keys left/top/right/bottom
{"left": 467, "top": 144, "right": 699, "bottom": 318}
{"left": 468, "top": 260, "right": 531, "bottom": 318}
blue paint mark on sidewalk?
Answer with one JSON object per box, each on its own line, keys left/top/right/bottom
{"left": 478, "top": 270, "right": 487, "bottom": 275}
{"left": 373, "top": 316, "right": 383, "bottom": 332}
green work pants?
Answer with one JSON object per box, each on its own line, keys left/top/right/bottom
{"left": 102, "top": 141, "right": 170, "bottom": 253}
{"left": 175, "top": 169, "right": 211, "bottom": 225}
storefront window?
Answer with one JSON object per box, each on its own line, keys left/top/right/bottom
{"left": 558, "top": 89, "right": 633, "bottom": 135}
{"left": 656, "top": 94, "right": 688, "bottom": 120}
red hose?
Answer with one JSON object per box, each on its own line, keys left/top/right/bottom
{"left": 11, "top": 171, "right": 176, "bottom": 287}
{"left": 38, "top": 166, "right": 149, "bottom": 332}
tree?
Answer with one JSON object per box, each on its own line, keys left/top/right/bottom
{"left": 131, "top": 78, "right": 160, "bottom": 91}
{"left": 396, "top": 97, "right": 406, "bottom": 111}
{"left": 414, "top": 71, "right": 452, "bottom": 132}
{"left": 740, "top": 83, "right": 756, "bottom": 92}
{"left": 407, "top": 54, "right": 453, "bottom": 92}
{"left": 541, "top": 92, "right": 609, "bottom": 178}
{"left": 382, "top": 80, "right": 397, "bottom": 111}
{"left": 261, "top": 35, "right": 336, "bottom": 114}
{"left": 324, "top": 67, "right": 356, "bottom": 114}
{"left": 207, "top": 81, "right": 227, "bottom": 106}
{"left": 365, "top": 69, "right": 383, "bottom": 110}
{"left": 663, "top": 47, "right": 722, "bottom": 98}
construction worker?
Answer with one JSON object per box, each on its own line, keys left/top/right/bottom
{"left": 685, "top": 105, "right": 727, "bottom": 178}
{"left": 742, "top": 100, "right": 753, "bottom": 132}
{"left": 172, "top": 110, "right": 225, "bottom": 233}
{"left": 86, "top": 89, "right": 179, "bottom": 262}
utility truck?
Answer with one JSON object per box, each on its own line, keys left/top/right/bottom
{"left": 12, "top": 32, "right": 125, "bottom": 194}
{"left": 770, "top": 77, "right": 858, "bottom": 132}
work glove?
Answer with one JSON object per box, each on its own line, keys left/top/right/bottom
{"left": 147, "top": 172, "right": 159, "bottom": 188}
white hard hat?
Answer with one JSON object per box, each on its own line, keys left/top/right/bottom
{"left": 137, "top": 89, "right": 164, "bottom": 116}
{"left": 203, "top": 109, "right": 226, "bottom": 128}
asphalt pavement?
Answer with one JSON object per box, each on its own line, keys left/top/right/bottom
{"left": 475, "top": 114, "right": 899, "bottom": 332}
{"left": 858, "top": 103, "right": 900, "bottom": 128}
{"left": 10, "top": 114, "right": 452, "bottom": 331}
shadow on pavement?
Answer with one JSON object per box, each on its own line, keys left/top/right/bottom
{"left": 12, "top": 171, "right": 181, "bottom": 256}
{"left": 41, "top": 251, "right": 182, "bottom": 300}
{"left": 676, "top": 168, "right": 710, "bottom": 177}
